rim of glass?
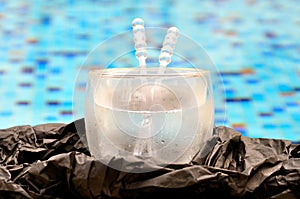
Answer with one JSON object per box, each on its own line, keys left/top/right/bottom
{"left": 88, "top": 67, "right": 210, "bottom": 78}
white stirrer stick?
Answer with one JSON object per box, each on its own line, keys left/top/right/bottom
{"left": 158, "top": 27, "right": 179, "bottom": 74}
{"left": 132, "top": 18, "right": 148, "bottom": 74}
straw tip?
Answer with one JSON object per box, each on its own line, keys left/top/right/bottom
{"left": 132, "top": 18, "right": 144, "bottom": 26}
{"left": 168, "top": 27, "right": 179, "bottom": 33}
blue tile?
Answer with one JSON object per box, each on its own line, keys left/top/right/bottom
{"left": 0, "top": 111, "right": 13, "bottom": 117}
{"left": 62, "top": 101, "right": 73, "bottom": 107}
{"left": 36, "top": 61, "right": 48, "bottom": 70}
{"left": 263, "top": 124, "right": 277, "bottom": 129}
{"left": 246, "top": 79, "right": 259, "bottom": 84}
{"left": 286, "top": 102, "right": 298, "bottom": 107}
{"left": 40, "top": 15, "right": 51, "bottom": 25}
{"left": 273, "top": 107, "right": 285, "bottom": 112}
{"left": 36, "top": 74, "right": 46, "bottom": 80}
{"left": 225, "top": 89, "right": 234, "bottom": 98}
{"left": 45, "top": 116, "right": 57, "bottom": 121}
{"left": 49, "top": 67, "right": 62, "bottom": 74}
{"left": 278, "top": 84, "right": 292, "bottom": 92}
{"left": 279, "top": 123, "right": 292, "bottom": 130}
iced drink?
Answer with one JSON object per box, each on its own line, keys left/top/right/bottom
{"left": 85, "top": 68, "right": 214, "bottom": 165}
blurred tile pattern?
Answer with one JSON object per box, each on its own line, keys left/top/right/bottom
{"left": 0, "top": 0, "right": 299, "bottom": 141}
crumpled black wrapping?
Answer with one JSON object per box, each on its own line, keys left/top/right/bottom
{"left": 0, "top": 119, "right": 299, "bottom": 199}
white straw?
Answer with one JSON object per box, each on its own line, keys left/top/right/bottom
{"left": 131, "top": 18, "right": 152, "bottom": 156}
{"left": 132, "top": 18, "right": 148, "bottom": 74}
{"left": 158, "top": 27, "right": 179, "bottom": 74}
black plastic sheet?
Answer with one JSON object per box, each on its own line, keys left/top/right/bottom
{"left": 0, "top": 119, "right": 299, "bottom": 198}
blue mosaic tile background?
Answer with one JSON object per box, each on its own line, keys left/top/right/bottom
{"left": 0, "top": 0, "right": 299, "bottom": 141}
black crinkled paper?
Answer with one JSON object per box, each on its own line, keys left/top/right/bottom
{"left": 0, "top": 119, "right": 299, "bottom": 199}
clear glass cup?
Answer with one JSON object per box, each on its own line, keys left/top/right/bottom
{"left": 85, "top": 67, "right": 214, "bottom": 171}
